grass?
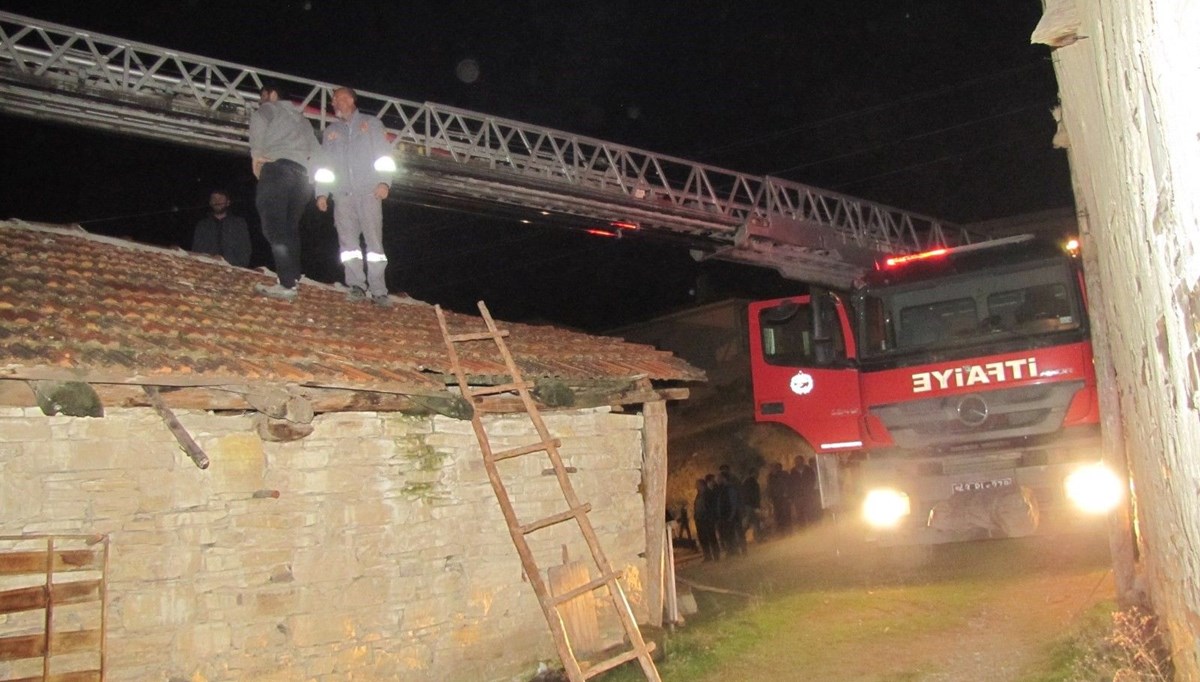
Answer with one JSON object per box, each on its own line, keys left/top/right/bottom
{"left": 598, "top": 578, "right": 995, "bottom": 681}
{"left": 591, "top": 528, "right": 1121, "bottom": 682}
{"left": 1032, "top": 603, "right": 1174, "bottom": 682}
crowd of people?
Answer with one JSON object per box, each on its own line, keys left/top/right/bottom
{"left": 672, "top": 455, "right": 822, "bottom": 562}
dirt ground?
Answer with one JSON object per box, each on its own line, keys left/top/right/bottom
{"left": 670, "top": 518, "right": 1116, "bottom": 682}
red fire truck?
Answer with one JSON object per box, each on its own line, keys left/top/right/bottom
{"left": 748, "top": 234, "right": 1122, "bottom": 543}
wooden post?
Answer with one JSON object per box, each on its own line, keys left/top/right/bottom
{"left": 663, "top": 525, "right": 680, "bottom": 625}
{"left": 1080, "top": 239, "right": 1140, "bottom": 606}
{"left": 1064, "top": 152, "right": 1140, "bottom": 606}
{"left": 642, "top": 399, "right": 668, "bottom": 627}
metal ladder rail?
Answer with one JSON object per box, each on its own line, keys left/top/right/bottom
{"left": 435, "top": 302, "right": 661, "bottom": 682}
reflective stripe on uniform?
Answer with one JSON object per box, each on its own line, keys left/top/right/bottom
{"left": 340, "top": 249, "right": 363, "bottom": 263}
{"left": 366, "top": 251, "right": 388, "bottom": 263}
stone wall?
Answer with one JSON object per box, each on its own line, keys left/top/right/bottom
{"left": 0, "top": 405, "right": 649, "bottom": 681}
{"left": 1048, "top": 2, "right": 1200, "bottom": 677}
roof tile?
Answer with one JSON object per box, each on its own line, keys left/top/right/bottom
{"left": 0, "top": 222, "right": 704, "bottom": 392}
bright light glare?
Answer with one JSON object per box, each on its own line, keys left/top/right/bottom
{"left": 884, "top": 248, "right": 947, "bottom": 268}
{"left": 1065, "top": 463, "right": 1123, "bottom": 514}
{"left": 862, "top": 488, "right": 911, "bottom": 529}
{"left": 374, "top": 156, "right": 398, "bottom": 173}
{"left": 314, "top": 168, "right": 336, "bottom": 184}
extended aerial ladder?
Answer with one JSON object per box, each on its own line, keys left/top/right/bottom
{"left": 0, "top": 10, "right": 980, "bottom": 289}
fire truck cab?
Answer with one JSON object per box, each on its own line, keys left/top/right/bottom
{"left": 748, "top": 235, "right": 1122, "bottom": 543}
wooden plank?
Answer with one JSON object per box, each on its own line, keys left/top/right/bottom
{"left": 0, "top": 584, "right": 45, "bottom": 613}
{"left": 47, "top": 672, "right": 103, "bottom": 682}
{"left": 52, "top": 580, "right": 102, "bottom": 607}
{"left": 9, "top": 670, "right": 101, "bottom": 682}
{"left": 663, "top": 526, "right": 680, "bottom": 625}
{"left": 0, "top": 580, "right": 103, "bottom": 614}
{"left": 494, "top": 438, "right": 560, "bottom": 461}
{"left": 552, "top": 571, "right": 619, "bottom": 605}
{"left": 0, "top": 629, "right": 102, "bottom": 662}
{"left": 581, "top": 641, "right": 657, "bottom": 679}
{"left": 0, "top": 550, "right": 101, "bottom": 575}
{"left": 446, "top": 329, "right": 509, "bottom": 342}
{"left": 143, "top": 386, "right": 210, "bottom": 469}
{"left": 641, "top": 399, "right": 668, "bottom": 628}
{"left": 51, "top": 629, "right": 102, "bottom": 654}
{"left": 0, "top": 633, "right": 43, "bottom": 661}
{"left": 519, "top": 504, "right": 591, "bottom": 535}
{"left": 549, "top": 560, "right": 602, "bottom": 656}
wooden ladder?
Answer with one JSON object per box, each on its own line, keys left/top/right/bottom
{"left": 435, "top": 302, "right": 661, "bottom": 682}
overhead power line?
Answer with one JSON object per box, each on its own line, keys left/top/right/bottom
{"left": 769, "top": 100, "right": 1056, "bottom": 178}
{"left": 830, "top": 130, "right": 1052, "bottom": 192}
{"left": 692, "top": 60, "right": 1050, "bottom": 158}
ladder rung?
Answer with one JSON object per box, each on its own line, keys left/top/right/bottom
{"left": 470, "top": 381, "right": 530, "bottom": 397}
{"left": 520, "top": 503, "right": 591, "bottom": 535}
{"left": 583, "top": 641, "right": 657, "bottom": 679}
{"left": 552, "top": 570, "right": 621, "bottom": 605}
{"left": 494, "top": 438, "right": 561, "bottom": 462}
{"left": 447, "top": 329, "right": 510, "bottom": 342}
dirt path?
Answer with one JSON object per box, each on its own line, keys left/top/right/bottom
{"left": 673, "top": 520, "right": 1114, "bottom": 681}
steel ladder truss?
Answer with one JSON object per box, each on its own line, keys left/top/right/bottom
{"left": 435, "top": 302, "right": 661, "bottom": 682}
{"left": 0, "top": 10, "right": 978, "bottom": 288}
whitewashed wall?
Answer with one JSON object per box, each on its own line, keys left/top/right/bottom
{"left": 1048, "top": 1, "right": 1200, "bottom": 676}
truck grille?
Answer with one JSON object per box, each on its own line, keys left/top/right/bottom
{"left": 870, "top": 380, "right": 1085, "bottom": 450}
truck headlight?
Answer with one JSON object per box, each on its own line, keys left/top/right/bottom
{"left": 1064, "top": 462, "right": 1123, "bottom": 514}
{"left": 863, "top": 488, "right": 910, "bottom": 529}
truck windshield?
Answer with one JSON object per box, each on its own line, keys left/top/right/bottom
{"left": 859, "top": 261, "right": 1081, "bottom": 358}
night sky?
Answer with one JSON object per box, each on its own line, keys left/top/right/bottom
{"left": 0, "top": 1, "right": 1070, "bottom": 330}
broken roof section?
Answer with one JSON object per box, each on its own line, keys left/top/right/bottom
{"left": 0, "top": 220, "right": 702, "bottom": 414}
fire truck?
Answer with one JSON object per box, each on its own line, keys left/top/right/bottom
{"left": 748, "top": 234, "right": 1123, "bottom": 544}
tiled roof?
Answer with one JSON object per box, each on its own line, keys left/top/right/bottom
{"left": 0, "top": 221, "right": 704, "bottom": 396}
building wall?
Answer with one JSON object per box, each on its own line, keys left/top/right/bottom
{"left": 1048, "top": 2, "right": 1200, "bottom": 677}
{"left": 0, "top": 405, "right": 649, "bottom": 681}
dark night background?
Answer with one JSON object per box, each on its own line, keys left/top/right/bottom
{"left": 0, "top": 1, "right": 1071, "bottom": 331}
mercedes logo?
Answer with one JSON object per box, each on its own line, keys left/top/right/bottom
{"left": 956, "top": 394, "right": 989, "bottom": 426}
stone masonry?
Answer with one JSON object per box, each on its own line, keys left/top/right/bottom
{"left": 0, "top": 405, "right": 650, "bottom": 681}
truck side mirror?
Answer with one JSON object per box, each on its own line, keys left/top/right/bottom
{"left": 810, "top": 288, "right": 845, "bottom": 366}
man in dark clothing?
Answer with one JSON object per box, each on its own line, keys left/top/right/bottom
{"left": 693, "top": 477, "right": 719, "bottom": 561}
{"left": 767, "top": 461, "right": 793, "bottom": 535}
{"left": 802, "top": 457, "right": 823, "bottom": 525}
{"left": 192, "top": 190, "right": 251, "bottom": 267}
{"left": 716, "top": 471, "right": 745, "bottom": 556}
{"left": 791, "top": 455, "right": 818, "bottom": 527}
{"left": 249, "top": 84, "right": 320, "bottom": 301}
{"left": 676, "top": 503, "right": 693, "bottom": 542}
{"left": 741, "top": 468, "right": 762, "bottom": 543}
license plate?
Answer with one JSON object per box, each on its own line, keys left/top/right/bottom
{"left": 953, "top": 477, "right": 1013, "bottom": 493}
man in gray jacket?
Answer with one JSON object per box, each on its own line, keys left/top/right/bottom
{"left": 315, "top": 87, "right": 397, "bottom": 307}
{"left": 249, "top": 83, "right": 320, "bottom": 301}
